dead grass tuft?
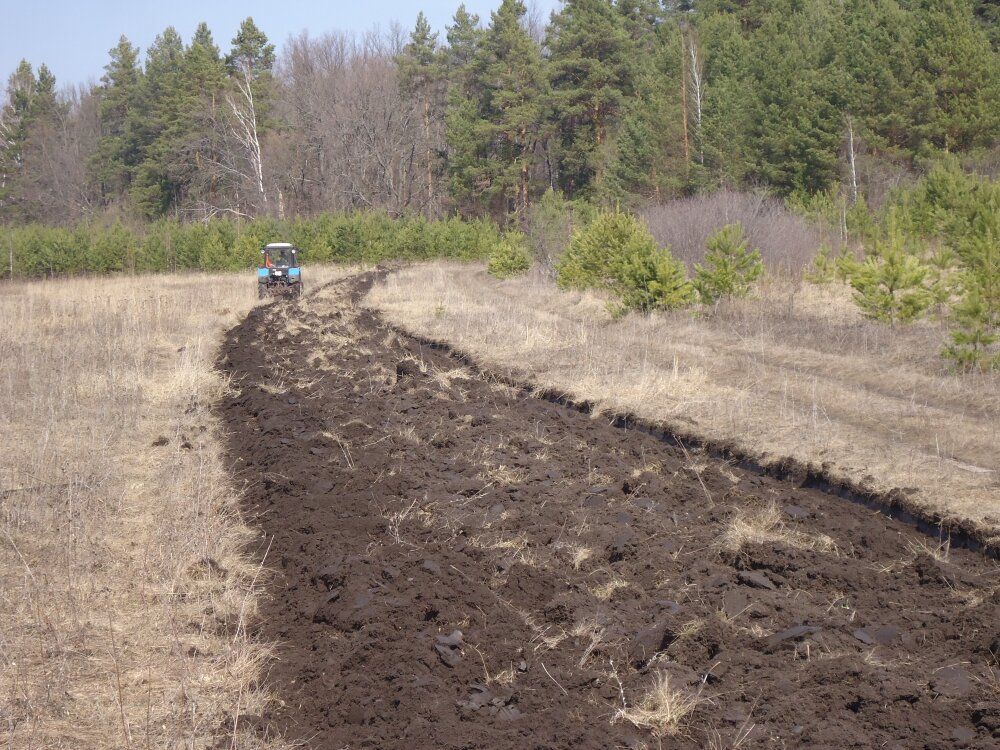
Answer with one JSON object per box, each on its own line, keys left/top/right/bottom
{"left": 719, "top": 501, "right": 838, "bottom": 554}
{"left": 719, "top": 502, "right": 784, "bottom": 550}
{"left": 469, "top": 531, "right": 532, "bottom": 562}
{"left": 481, "top": 463, "right": 529, "bottom": 486}
{"left": 906, "top": 536, "right": 951, "bottom": 562}
{"left": 590, "top": 575, "right": 633, "bottom": 601}
{"left": 570, "top": 545, "right": 594, "bottom": 570}
{"left": 586, "top": 467, "right": 615, "bottom": 486}
{"left": 520, "top": 609, "right": 569, "bottom": 652}
{"left": 571, "top": 619, "right": 612, "bottom": 668}
{"left": 432, "top": 365, "right": 473, "bottom": 390}
{"left": 677, "top": 619, "right": 705, "bottom": 639}
{"left": 614, "top": 671, "right": 709, "bottom": 737}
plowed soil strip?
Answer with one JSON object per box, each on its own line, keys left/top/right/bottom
{"left": 219, "top": 274, "right": 1000, "bottom": 749}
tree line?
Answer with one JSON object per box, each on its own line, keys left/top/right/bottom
{"left": 2, "top": 212, "right": 505, "bottom": 276}
{"left": 2, "top": 0, "right": 998, "bottom": 369}
{"left": 3, "top": 0, "right": 1000, "bottom": 227}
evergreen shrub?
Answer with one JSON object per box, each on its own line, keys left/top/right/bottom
{"left": 694, "top": 223, "right": 764, "bottom": 304}
{"left": 487, "top": 232, "right": 532, "bottom": 279}
{"left": 556, "top": 209, "right": 694, "bottom": 316}
{"left": 840, "top": 228, "right": 935, "bottom": 324}
{"left": 0, "top": 211, "right": 504, "bottom": 278}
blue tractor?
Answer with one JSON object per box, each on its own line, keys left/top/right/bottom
{"left": 257, "top": 242, "right": 302, "bottom": 299}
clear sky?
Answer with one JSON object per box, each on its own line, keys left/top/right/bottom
{"left": 3, "top": 0, "right": 562, "bottom": 90}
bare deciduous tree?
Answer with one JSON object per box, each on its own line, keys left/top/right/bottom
{"left": 687, "top": 28, "right": 705, "bottom": 166}
{"left": 644, "top": 189, "right": 823, "bottom": 276}
{"left": 13, "top": 85, "right": 101, "bottom": 224}
{"left": 226, "top": 63, "right": 268, "bottom": 212}
{"left": 270, "top": 28, "right": 432, "bottom": 217}
{"left": 523, "top": 0, "right": 549, "bottom": 46}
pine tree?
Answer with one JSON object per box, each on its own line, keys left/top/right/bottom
{"left": 93, "top": 36, "right": 143, "bottom": 199}
{"left": 607, "top": 20, "right": 688, "bottom": 201}
{"left": 557, "top": 209, "right": 694, "bottom": 315}
{"left": 487, "top": 232, "right": 532, "bottom": 278}
{"left": 31, "top": 65, "right": 57, "bottom": 122}
{"left": 5, "top": 60, "right": 36, "bottom": 122}
{"left": 696, "top": 0, "right": 776, "bottom": 31}
{"left": 1, "top": 61, "right": 38, "bottom": 216}
{"left": 694, "top": 223, "right": 765, "bottom": 304}
{"left": 909, "top": 0, "right": 1000, "bottom": 153}
{"left": 399, "top": 13, "right": 440, "bottom": 89}
{"left": 943, "top": 285, "right": 999, "bottom": 370}
{"left": 837, "top": 0, "right": 917, "bottom": 155}
{"left": 227, "top": 17, "right": 276, "bottom": 84}
{"left": 944, "top": 211, "right": 1000, "bottom": 368}
{"left": 960, "top": 213, "right": 1000, "bottom": 313}
{"left": 129, "top": 26, "right": 186, "bottom": 216}
{"left": 444, "top": 5, "right": 485, "bottom": 84}
{"left": 176, "top": 23, "right": 228, "bottom": 210}
{"left": 546, "top": 0, "right": 638, "bottom": 197}
{"left": 744, "top": 3, "right": 844, "bottom": 196}
{"left": 697, "top": 13, "right": 756, "bottom": 188}
{"left": 973, "top": 0, "right": 1000, "bottom": 49}
{"left": 846, "top": 227, "right": 935, "bottom": 323}
{"left": 226, "top": 16, "right": 276, "bottom": 136}
{"left": 616, "top": 0, "right": 667, "bottom": 47}
{"left": 186, "top": 23, "right": 227, "bottom": 93}
{"left": 398, "top": 12, "right": 444, "bottom": 214}
{"left": 1, "top": 60, "right": 62, "bottom": 219}
{"left": 481, "top": 0, "right": 548, "bottom": 216}
{"left": 443, "top": 6, "right": 486, "bottom": 216}
{"left": 446, "top": 0, "right": 546, "bottom": 219}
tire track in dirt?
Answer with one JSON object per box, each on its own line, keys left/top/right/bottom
{"left": 219, "top": 273, "right": 1000, "bottom": 749}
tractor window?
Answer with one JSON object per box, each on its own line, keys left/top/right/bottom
{"left": 267, "top": 247, "right": 295, "bottom": 266}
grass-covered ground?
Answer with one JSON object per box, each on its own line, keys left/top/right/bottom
{"left": 0, "top": 266, "right": 348, "bottom": 749}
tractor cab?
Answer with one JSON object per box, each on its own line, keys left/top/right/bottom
{"left": 257, "top": 243, "right": 302, "bottom": 298}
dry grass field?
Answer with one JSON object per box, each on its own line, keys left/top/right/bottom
{"left": 0, "top": 266, "right": 347, "bottom": 749}
{"left": 368, "top": 263, "right": 1000, "bottom": 543}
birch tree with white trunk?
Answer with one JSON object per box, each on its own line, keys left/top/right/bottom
{"left": 227, "top": 62, "right": 267, "bottom": 210}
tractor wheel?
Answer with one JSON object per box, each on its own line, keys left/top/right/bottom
{"left": 258, "top": 283, "right": 269, "bottom": 299}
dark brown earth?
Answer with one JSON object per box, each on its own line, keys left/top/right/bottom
{"left": 218, "top": 273, "right": 1000, "bottom": 749}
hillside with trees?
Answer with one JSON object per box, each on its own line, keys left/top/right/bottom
{"left": 4, "top": 0, "right": 1000, "bottom": 225}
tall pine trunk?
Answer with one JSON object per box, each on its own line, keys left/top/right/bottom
{"left": 424, "top": 98, "right": 435, "bottom": 216}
